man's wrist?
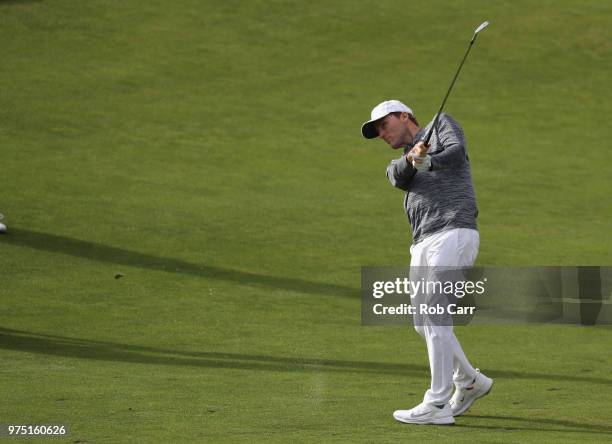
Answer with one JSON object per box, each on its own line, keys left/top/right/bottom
{"left": 412, "top": 154, "right": 432, "bottom": 172}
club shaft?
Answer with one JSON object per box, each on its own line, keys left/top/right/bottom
{"left": 423, "top": 39, "right": 476, "bottom": 145}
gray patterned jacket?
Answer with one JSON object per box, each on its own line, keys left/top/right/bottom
{"left": 386, "top": 113, "right": 478, "bottom": 244}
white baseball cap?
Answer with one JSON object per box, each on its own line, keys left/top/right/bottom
{"left": 361, "top": 100, "right": 414, "bottom": 139}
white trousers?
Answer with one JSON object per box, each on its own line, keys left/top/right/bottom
{"left": 409, "top": 228, "right": 480, "bottom": 404}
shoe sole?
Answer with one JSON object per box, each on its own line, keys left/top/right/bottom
{"left": 394, "top": 415, "right": 455, "bottom": 426}
{"left": 453, "top": 379, "right": 493, "bottom": 417}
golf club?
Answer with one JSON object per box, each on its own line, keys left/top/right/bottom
{"left": 422, "top": 21, "right": 489, "bottom": 146}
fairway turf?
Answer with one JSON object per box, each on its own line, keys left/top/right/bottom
{"left": 1, "top": 0, "right": 611, "bottom": 442}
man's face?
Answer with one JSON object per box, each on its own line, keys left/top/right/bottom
{"left": 375, "top": 113, "right": 412, "bottom": 149}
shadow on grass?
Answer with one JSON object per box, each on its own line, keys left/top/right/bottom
{"left": 0, "top": 327, "right": 423, "bottom": 375}
{"left": 457, "top": 414, "right": 612, "bottom": 436}
{"left": 2, "top": 327, "right": 612, "bottom": 388}
{"left": 0, "top": 0, "right": 42, "bottom": 6}
{"left": 0, "top": 228, "right": 358, "bottom": 298}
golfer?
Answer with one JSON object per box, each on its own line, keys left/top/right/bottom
{"left": 361, "top": 100, "right": 493, "bottom": 425}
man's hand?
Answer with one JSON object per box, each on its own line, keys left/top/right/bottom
{"left": 407, "top": 141, "right": 431, "bottom": 172}
{"left": 411, "top": 141, "right": 429, "bottom": 158}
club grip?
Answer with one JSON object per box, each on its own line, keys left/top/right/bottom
{"left": 423, "top": 127, "right": 434, "bottom": 146}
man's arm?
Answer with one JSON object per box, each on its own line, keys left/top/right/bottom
{"left": 428, "top": 113, "right": 468, "bottom": 170}
{"left": 386, "top": 155, "right": 416, "bottom": 191}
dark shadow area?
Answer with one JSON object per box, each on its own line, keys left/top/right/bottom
{"left": 0, "top": 0, "right": 42, "bottom": 6}
{"left": 2, "top": 327, "right": 612, "bottom": 387}
{"left": 458, "top": 414, "right": 612, "bottom": 436}
{"left": 485, "top": 368, "right": 612, "bottom": 385}
{"left": 0, "top": 327, "right": 424, "bottom": 375}
{"left": 0, "top": 228, "right": 358, "bottom": 298}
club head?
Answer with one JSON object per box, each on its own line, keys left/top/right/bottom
{"left": 471, "top": 21, "right": 489, "bottom": 42}
{"left": 474, "top": 21, "right": 489, "bottom": 34}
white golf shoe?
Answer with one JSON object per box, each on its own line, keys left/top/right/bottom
{"left": 393, "top": 402, "right": 455, "bottom": 425}
{"left": 449, "top": 369, "right": 493, "bottom": 416}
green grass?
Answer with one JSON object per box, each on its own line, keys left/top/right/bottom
{"left": 1, "top": 0, "right": 611, "bottom": 442}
